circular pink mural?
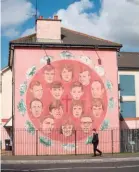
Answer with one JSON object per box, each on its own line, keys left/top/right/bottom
{"left": 26, "top": 60, "right": 108, "bottom": 143}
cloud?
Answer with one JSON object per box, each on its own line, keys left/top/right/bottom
{"left": 127, "top": 0, "right": 139, "bottom": 5}
{"left": 57, "top": 0, "right": 139, "bottom": 51}
{"left": 1, "top": 0, "right": 35, "bottom": 37}
{"left": 21, "top": 27, "right": 35, "bottom": 37}
{"left": 2, "top": 28, "right": 19, "bottom": 38}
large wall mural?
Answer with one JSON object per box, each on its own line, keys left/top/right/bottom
{"left": 15, "top": 49, "right": 119, "bottom": 155}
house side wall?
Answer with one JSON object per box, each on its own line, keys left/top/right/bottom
{"left": 0, "top": 69, "right": 12, "bottom": 150}
{"left": 13, "top": 48, "right": 120, "bottom": 155}
{"left": 118, "top": 70, "right": 139, "bottom": 129}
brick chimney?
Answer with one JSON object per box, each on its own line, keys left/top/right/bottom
{"left": 36, "top": 15, "right": 61, "bottom": 43}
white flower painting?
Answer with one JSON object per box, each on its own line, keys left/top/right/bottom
{"left": 94, "top": 65, "right": 105, "bottom": 76}
{"left": 60, "top": 51, "right": 74, "bottom": 60}
{"left": 62, "top": 143, "right": 76, "bottom": 151}
{"left": 40, "top": 56, "right": 54, "bottom": 65}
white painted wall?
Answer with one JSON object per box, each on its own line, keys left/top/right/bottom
{"left": 0, "top": 72, "right": 2, "bottom": 124}
{"left": 1, "top": 68, "right": 12, "bottom": 119}
{"left": 0, "top": 68, "right": 12, "bottom": 149}
{"left": 0, "top": 88, "right": 1, "bottom": 126}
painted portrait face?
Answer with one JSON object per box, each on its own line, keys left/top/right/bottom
{"left": 81, "top": 117, "right": 93, "bottom": 133}
{"left": 50, "top": 82, "right": 64, "bottom": 100}
{"left": 62, "top": 124, "right": 73, "bottom": 137}
{"left": 79, "top": 70, "right": 91, "bottom": 86}
{"left": 71, "top": 86, "right": 84, "bottom": 100}
{"left": 73, "top": 105, "right": 83, "bottom": 118}
{"left": 50, "top": 106, "right": 63, "bottom": 119}
{"left": 92, "top": 99, "right": 104, "bottom": 118}
{"left": 61, "top": 68, "right": 73, "bottom": 82}
{"left": 42, "top": 118, "right": 54, "bottom": 134}
{"left": 51, "top": 87, "right": 64, "bottom": 100}
{"left": 44, "top": 69, "right": 55, "bottom": 84}
{"left": 93, "top": 105, "right": 103, "bottom": 118}
{"left": 30, "top": 100, "right": 43, "bottom": 118}
{"left": 31, "top": 84, "right": 43, "bottom": 99}
{"left": 91, "top": 81, "right": 104, "bottom": 99}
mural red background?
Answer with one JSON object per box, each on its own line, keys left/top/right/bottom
{"left": 26, "top": 60, "right": 108, "bottom": 143}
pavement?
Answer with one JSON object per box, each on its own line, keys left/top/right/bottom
{"left": 1, "top": 153, "right": 139, "bottom": 172}
{"left": 1, "top": 152, "right": 139, "bottom": 164}
{"left": 1, "top": 159, "right": 139, "bottom": 172}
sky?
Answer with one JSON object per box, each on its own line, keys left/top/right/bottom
{"left": 1, "top": 0, "right": 139, "bottom": 69}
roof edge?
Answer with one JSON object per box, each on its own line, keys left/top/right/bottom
{"left": 10, "top": 33, "right": 36, "bottom": 43}
{"left": 1, "top": 66, "right": 10, "bottom": 73}
{"left": 118, "top": 67, "right": 139, "bottom": 71}
{"left": 120, "top": 52, "right": 139, "bottom": 54}
{"left": 3, "top": 116, "right": 12, "bottom": 127}
{"left": 10, "top": 42, "right": 122, "bottom": 49}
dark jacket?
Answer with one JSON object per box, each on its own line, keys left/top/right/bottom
{"left": 92, "top": 133, "right": 99, "bottom": 144}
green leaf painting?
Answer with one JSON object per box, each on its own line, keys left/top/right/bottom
{"left": 17, "top": 99, "right": 26, "bottom": 116}
{"left": 26, "top": 66, "right": 36, "bottom": 79}
{"left": 20, "top": 81, "right": 27, "bottom": 96}
{"left": 25, "top": 120, "right": 35, "bottom": 135}
{"left": 85, "top": 136, "right": 93, "bottom": 144}
{"left": 100, "top": 119, "right": 109, "bottom": 130}
{"left": 40, "top": 56, "right": 53, "bottom": 65}
{"left": 108, "top": 97, "right": 115, "bottom": 110}
{"left": 60, "top": 51, "right": 74, "bottom": 59}
{"left": 106, "top": 80, "right": 113, "bottom": 91}
{"left": 62, "top": 143, "right": 76, "bottom": 151}
{"left": 39, "top": 136, "right": 52, "bottom": 146}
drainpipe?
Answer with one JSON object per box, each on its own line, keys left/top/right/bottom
{"left": 116, "top": 48, "right": 121, "bottom": 153}
{"left": 11, "top": 45, "right": 15, "bottom": 155}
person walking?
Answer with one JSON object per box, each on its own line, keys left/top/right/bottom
{"left": 92, "top": 128, "right": 102, "bottom": 156}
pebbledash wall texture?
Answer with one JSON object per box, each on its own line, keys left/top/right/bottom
{"left": 14, "top": 48, "right": 120, "bottom": 155}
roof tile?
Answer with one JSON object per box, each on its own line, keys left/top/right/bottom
{"left": 118, "top": 52, "right": 139, "bottom": 69}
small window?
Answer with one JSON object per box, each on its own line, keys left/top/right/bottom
{"left": 120, "top": 75, "right": 135, "bottom": 96}
{"left": 120, "top": 101, "right": 136, "bottom": 118}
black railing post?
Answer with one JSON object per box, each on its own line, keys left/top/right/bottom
{"left": 111, "top": 129, "right": 114, "bottom": 155}
{"left": 36, "top": 130, "right": 38, "bottom": 156}
{"left": 75, "top": 130, "right": 77, "bottom": 155}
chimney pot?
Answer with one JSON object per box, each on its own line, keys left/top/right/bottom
{"left": 39, "top": 16, "right": 43, "bottom": 19}
{"left": 54, "top": 15, "right": 58, "bottom": 20}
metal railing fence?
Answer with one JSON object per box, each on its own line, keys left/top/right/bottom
{"left": 1, "top": 128, "right": 139, "bottom": 156}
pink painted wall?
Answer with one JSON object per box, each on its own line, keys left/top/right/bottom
{"left": 0, "top": 125, "right": 11, "bottom": 150}
{"left": 14, "top": 48, "right": 120, "bottom": 155}
{"left": 120, "top": 120, "right": 139, "bottom": 129}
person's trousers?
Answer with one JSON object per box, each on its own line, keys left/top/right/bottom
{"left": 93, "top": 143, "right": 102, "bottom": 156}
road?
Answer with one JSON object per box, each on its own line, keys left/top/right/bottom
{"left": 1, "top": 161, "right": 139, "bottom": 172}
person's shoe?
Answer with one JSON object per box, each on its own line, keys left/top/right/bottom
{"left": 100, "top": 152, "right": 102, "bottom": 156}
